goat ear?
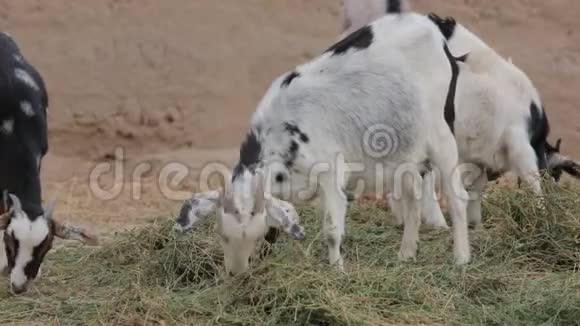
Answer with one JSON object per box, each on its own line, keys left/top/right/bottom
{"left": 174, "top": 190, "right": 220, "bottom": 233}
{"left": 555, "top": 138, "right": 562, "bottom": 152}
{"left": 0, "top": 209, "right": 12, "bottom": 230}
{"left": 42, "top": 199, "right": 57, "bottom": 221}
{"left": 561, "top": 160, "right": 580, "bottom": 179}
{"left": 0, "top": 191, "right": 11, "bottom": 230}
{"left": 3, "top": 190, "right": 8, "bottom": 211}
{"left": 253, "top": 172, "right": 266, "bottom": 214}
{"left": 54, "top": 221, "right": 99, "bottom": 245}
{"left": 221, "top": 185, "right": 236, "bottom": 215}
{"left": 265, "top": 197, "right": 305, "bottom": 240}
{"left": 8, "top": 194, "right": 22, "bottom": 215}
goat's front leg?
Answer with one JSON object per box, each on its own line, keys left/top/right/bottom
{"left": 506, "top": 129, "right": 543, "bottom": 195}
{"left": 505, "top": 128, "right": 546, "bottom": 213}
{"left": 398, "top": 189, "right": 422, "bottom": 262}
{"left": 320, "top": 183, "right": 347, "bottom": 271}
{"left": 430, "top": 130, "right": 471, "bottom": 265}
{"left": 466, "top": 168, "right": 488, "bottom": 228}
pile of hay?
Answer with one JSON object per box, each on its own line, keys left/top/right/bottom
{"left": 1, "top": 185, "right": 579, "bottom": 325}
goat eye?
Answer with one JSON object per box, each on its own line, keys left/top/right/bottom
{"left": 275, "top": 173, "right": 285, "bottom": 183}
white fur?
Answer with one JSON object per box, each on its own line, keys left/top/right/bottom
{"left": 6, "top": 213, "right": 49, "bottom": 290}
{"left": 428, "top": 22, "right": 547, "bottom": 227}
{"left": 342, "top": 5, "right": 552, "bottom": 229}
{"left": 174, "top": 175, "right": 305, "bottom": 274}
{"left": 1, "top": 119, "right": 14, "bottom": 135}
{"left": 219, "top": 206, "right": 269, "bottom": 274}
{"left": 173, "top": 190, "right": 220, "bottom": 233}
{"left": 247, "top": 13, "right": 470, "bottom": 268}
{"left": 20, "top": 101, "right": 34, "bottom": 117}
{"left": 341, "top": 0, "right": 410, "bottom": 36}
{"left": 14, "top": 68, "right": 40, "bottom": 91}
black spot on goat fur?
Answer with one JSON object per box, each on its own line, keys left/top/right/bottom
{"left": 545, "top": 139, "right": 564, "bottom": 182}
{"left": 558, "top": 160, "right": 580, "bottom": 179}
{"left": 176, "top": 199, "right": 194, "bottom": 227}
{"left": 284, "top": 122, "right": 310, "bottom": 143}
{"left": 428, "top": 13, "right": 457, "bottom": 40}
{"left": 386, "top": 0, "right": 403, "bottom": 13}
{"left": 284, "top": 141, "right": 300, "bottom": 168}
{"left": 529, "top": 102, "right": 550, "bottom": 171}
{"left": 233, "top": 131, "right": 262, "bottom": 180}
{"left": 281, "top": 71, "right": 300, "bottom": 88}
{"left": 442, "top": 44, "right": 459, "bottom": 134}
{"left": 259, "top": 227, "right": 280, "bottom": 259}
{"left": 326, "top": 25, "right": 374, "bottom": 56}
{"left": 455, "top": 53, "right": 469, "bottom": 62}
{"left": 24, "top": 234, "right": 50, "bottom": 280}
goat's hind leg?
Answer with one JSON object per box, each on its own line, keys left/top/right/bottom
{"left": 320, "top": 180, "right": 347, "bottom": 271}
{"left": 430, "top": 131, "right": 471, "bottom": 265}
{"left": 395, "top": 166, "right": 423, "bottom": 262}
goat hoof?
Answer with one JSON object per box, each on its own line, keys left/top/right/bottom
{"left": 468, "top": 222, "right": 483, "bottom": 230}
{"left": 422, "top": 215, "right": 449, "bottom": 230}
{"left": 398, "top": 245, "right": 417, "bottom": 262}
{"left": 454, "top": 253, "right": 471, "bottom": 266}
{"left": 423, "top": 222, "right": 449, "bottom": 230}
{"left": 330, "top": 258, "right": 345, "bottom": 272}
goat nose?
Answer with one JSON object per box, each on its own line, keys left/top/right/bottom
{"left": 11, "top": 284, "right": 27, "bottom": 295}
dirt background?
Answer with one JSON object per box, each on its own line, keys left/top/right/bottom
{"left": 1, "top": 0, "right": 578, "bottom": 234}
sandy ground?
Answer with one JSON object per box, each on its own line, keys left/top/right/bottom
{"left": 0, "top": 0, "right": 578, "bottom": 234}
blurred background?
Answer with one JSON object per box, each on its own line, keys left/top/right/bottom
{"left": 0, "top": 0, "right": 578, "bottom": 234}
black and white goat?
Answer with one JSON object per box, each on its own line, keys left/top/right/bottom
{"left": 0, "top": 33, "right": 97, "bottom": 294}
{"left": 176, "top": 13, "right": 472, "bottom": 274}
{"left": 342, "top": 0, "right": 580, "bottom": 229}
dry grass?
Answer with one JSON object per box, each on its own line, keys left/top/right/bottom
{"left": 1, "top": 183, "right": 579, "bottom": 325}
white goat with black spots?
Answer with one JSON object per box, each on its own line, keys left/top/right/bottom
{"left": 342, "top": 0, "right": 580, "bottom": 230}
{"left": 176, "top": 13, "right": 472, "bottom": 275}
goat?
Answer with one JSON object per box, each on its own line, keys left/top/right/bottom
{"left": 174, "top": 178, "right": 306, "bottom": 275}
{"left": 176, "top": 13, "right": 472, "bottom": 275}
{"left": 0, "top": 33, "right": 97, "bottom": 294}
{"left": 342, "top": 0, "right": 580, "bottom": 229}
